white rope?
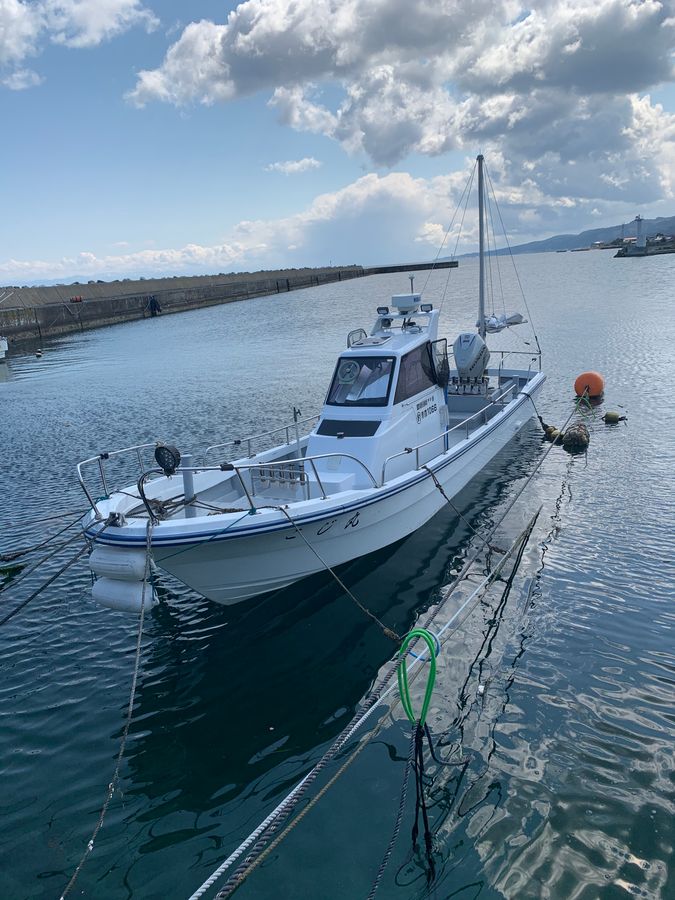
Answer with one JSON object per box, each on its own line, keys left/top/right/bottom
{"left": 187, "top": 774, "right": 312, "bottom": 900}
{"left": 60, "top": 519, "right": 153, "bottom": 899}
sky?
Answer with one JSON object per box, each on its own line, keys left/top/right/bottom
{"left": 1, "top": 0, "right": 675, "bottom": 284}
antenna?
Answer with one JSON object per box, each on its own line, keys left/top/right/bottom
{"left": 408, "top": 274, "right": 415, "bottom": 292}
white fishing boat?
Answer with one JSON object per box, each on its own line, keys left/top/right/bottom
{"left": 0, "top": 336, "right": 8, "bottom": 363}
{"left": 79, "top": 156, "right": 545, "bottom": 611}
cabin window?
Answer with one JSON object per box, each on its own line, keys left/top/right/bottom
{"left": 394, "top": 343, "right": 436, "bottom": 404}
{"left": 326, "top": 356, "right": 395, "bottom": 407}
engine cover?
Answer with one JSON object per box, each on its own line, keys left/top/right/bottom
{"left": 453, "top": 333, "right": 490, "bottom": 380}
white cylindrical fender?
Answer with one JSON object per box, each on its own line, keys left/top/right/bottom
{"left": 92, "top": 577, "right": 156, "bottom": 613}
{"left": 90, "top": 545, "right": 148, "bottom": 581}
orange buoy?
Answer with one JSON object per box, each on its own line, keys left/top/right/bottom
{"left": 574, "top": 370, "right": 604, "bottom": 398}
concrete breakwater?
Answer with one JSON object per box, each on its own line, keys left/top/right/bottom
{"left": 0, "top": 260, "right": 457, "bottom": 344}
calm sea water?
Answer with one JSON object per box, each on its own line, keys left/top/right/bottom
{"left": 1, "top": 251, "right": 674, "bottom": 899}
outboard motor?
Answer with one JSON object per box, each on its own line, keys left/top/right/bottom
{"left": 453, "top": 333, "right": 489, "bottom": 379}
{"left": 452, "top": 333, "right": 490, "bottom": 393}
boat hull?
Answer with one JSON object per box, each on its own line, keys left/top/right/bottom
{"left": 147, "top": 377, "right": 544, "bottom": 604}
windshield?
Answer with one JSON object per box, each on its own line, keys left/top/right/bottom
{"left": 326, "top": 356, "right": 395, "bottom": 407}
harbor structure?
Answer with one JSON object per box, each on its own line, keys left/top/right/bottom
{"left": 0, "top": 261, "right": 457, "bottom": 345}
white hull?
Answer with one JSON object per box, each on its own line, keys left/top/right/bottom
{"left": 0, "top": 337, "right": 7, "bottom": 363}
{"left": 86, "top": 377, "right": 544, "bottom": 605}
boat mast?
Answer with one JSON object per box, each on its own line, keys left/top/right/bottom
{"left": 477, "top": 154, "right": 486, "bottom": 339}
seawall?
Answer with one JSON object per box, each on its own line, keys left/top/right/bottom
{"left": 0, "top": 261, "right": 458, "bottom": 345}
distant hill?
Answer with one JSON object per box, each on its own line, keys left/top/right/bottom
{"left": 462, "top": 214, "right": 675, "bottom": 256}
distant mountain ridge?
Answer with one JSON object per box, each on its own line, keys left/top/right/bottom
{"left": 493, "top": 214, "right": 675, "bottom": 255}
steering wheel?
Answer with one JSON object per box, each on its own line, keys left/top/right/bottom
{"left": 338, "top": 360, "right": 360, "bottom": 384}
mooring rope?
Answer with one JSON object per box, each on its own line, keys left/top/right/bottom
{"left": 188, "top": 511, "right": 539, "bottom": 900}
{"left": 59, "top": 519, "right": 153, "bottom": 900}
{"left": 366, "top": 730, "right": 416, "bottom": 900}
{"left": 214, "top": 727, "right": 374, "bottom": 899}
{"left": 0, "top": 510, "right": 83, "bottom": 562}
{"left": 276, "top": 505, "right": 400, "bottom": 642}
{"left": 396, "top": 629, "right": 439, "bottom": 883}
{"left": 188, "top": 661, "right": 403, "bottom": 900}
{"left": 14, "top": 507, "right": 84, "bottom": 525}
{"left": 421, "top": 465, "right": 504, "bottom": 555}
{"left": 0, "top": 544, "right": 88, "bottom": 628}
{"left": 0, "top": 529, "right": 85, "bottom": 595}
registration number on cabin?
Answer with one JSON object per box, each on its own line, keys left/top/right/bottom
{"left": 416, "top": 397, "right": 437, "bottom": 423}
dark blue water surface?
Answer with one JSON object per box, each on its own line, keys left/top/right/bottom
{"left": 1, "top": 252, "right": 674, "bottom": 899}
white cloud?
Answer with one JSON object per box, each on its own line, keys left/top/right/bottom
{"left": 0, "top": 0, "right": 42, "bottom": 67}
{"left": 0, "top": 0, "right": 157, "bottom": 86}
{"left": 3, "top": 163, "right": 665, "bottom": 283}
{"left": 265, "top": 157, "right": 322, "bottom": 174}
{"left": 461, "top": 0, "right": 675, "bottom": 95}
{"left": 269, "top": 85, "right": 338, "bottom": 138}
{"left": 1, "top": 172, "right": 441, "bottom": 281}
{"left": 2, "top": 66, "right": 42, "bottom": 89}
{"left": 127, "top": 0, "right": 493, "bottom": 108}
{"left": 42, "top": 0, "right": 158, "bottom": 49}
{"left": 126, "top": 19, "right": 229, "bottom": 105}
{"left": 126, "top": 0, "right": 675, "bottom": 208}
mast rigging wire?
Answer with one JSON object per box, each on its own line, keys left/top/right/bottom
{"left": 483, "top": 161, "right": 541, "bottom": 354}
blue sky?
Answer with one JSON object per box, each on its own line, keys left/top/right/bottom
{"left": 1, "top": 0, "right": 675, "bottom": 283}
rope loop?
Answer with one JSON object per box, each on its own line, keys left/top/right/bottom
{"left": 407, "top": 630, "right": 441, "bottom": 661}
{"left": 397, "top": 628, "right": 437, "bottom": 726}
{"left": 574, "top": 390, "right": 595, "bottom": 419}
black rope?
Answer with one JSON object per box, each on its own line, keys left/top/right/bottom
{"left": 367, "top": 730, "right": 416, "bottom": 899}
{"left": 0, "top": 530, "right": 86, "bottom": 595}
{"left": 412, "top": 722, "right": 436, "bottom": 885}
{"left": 12, "top": 508, "right": 83, "bottom": 526}
{"left": 484, "top": 161, "right": 541, "bottom": 355}
{"left": 421, "top": 158, "right": 477, "bottom": 297}
{"left": 277, "top": 505, "right": 401, "bottom": 642}
{"left": 192, "top": 514, "right": 542, "bottom": 898}
{"left": 423, "top": 724, "right": 471, "bottom": 769}
{"left": 422, "top": 466, "right": 505, "bottom": 555}
{"left": 0, "top": 510, "right": 83, "bottom": 563}
{"left": 521, "top": 391, "right": 550, "bottom": 432}
{"left": 0, "top": 545, "right": 88, "bottom": 628}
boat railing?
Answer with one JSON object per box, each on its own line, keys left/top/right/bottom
{"left": 78, "top": 415, "right": 323, "bottom": 516}
{"left": 132, "top": 453, "right": 380, "bottom": 519}
{"left": 381, "top": 382, "right": 521, "bottom": 483}
{"left": 203, "top": 414, "right": 321, "bottom": 464}
{"left": 490, "top": 349, "right": 542, "bottom": 376}
{"left": 77, "top": 442, "right": 158, "bottom": 517}
{"left": 222, "top": 453, "right": 379, "bottom": 503}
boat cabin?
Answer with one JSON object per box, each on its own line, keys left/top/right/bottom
{"left": 304, "top": 293, "right": 452, "bottom": 488}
